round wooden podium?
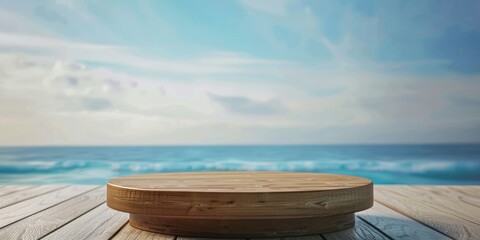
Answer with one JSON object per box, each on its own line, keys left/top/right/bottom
{"left": 107, "top": 172, "right": 373, "bottom": 238}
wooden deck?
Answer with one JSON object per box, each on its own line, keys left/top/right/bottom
{"left": 0, "top": 185, "right": 479, "bottom": 240}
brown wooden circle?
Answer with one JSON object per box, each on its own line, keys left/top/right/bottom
{"left": 107, "top": 171, "right": 373, "bottom": 237}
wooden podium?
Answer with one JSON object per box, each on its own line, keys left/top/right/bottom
{"left": 107, "top": 172, "right": 373, "bottom": 238}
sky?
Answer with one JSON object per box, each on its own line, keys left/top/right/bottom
{"left": 0, "top": 0, "right": 479, "bottom": 146}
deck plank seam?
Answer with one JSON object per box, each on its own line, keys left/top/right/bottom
{"left": 316, "top": 234, "right": 327, "bottom": 240}
{"left": 2, "top": 185, "right": 479, "bottom": 239}
{"left": 0, "top": 186, "right": 106, "bottom": 240}
{"left": 0, "top": 185, "right": 69, "bottom": 210}
{"left": 0, "top": 185, "right": 99, "bottom": 229}
{"left": 381, "top": 187, "right": 480, "bottom": 226}
{"left": 109, "top": 221, "right": 130, "bottom": 240}
{"left": 37, "top": 188, "right": 106, "bottom": 239}
{"left": 447, "top": 187, "right": 480, "bottom": 207}
{"left": 449, "top": 187, "right": 480, "bottom": 198}
{"left": 0, "top": 185, "right": 37, "bottom": 197}
{"left": 396, "top": 186, "right": 480, "bottom": 223}
{"left": 84, "top": 206, "right": 123, "bottom": 240}
{"left": 373, "top": 198, "right": 457, "bottom": 239}
{"left": 0, "top": 186, "right": 101, "bottom": 230}
{"left": 38, "top": 200, "right": 106, "bottom": 239}
{"left": 356, "top": 215, "right": 395, "bottom": 240}
{"left": 372, "top": 200, "right": 455, "bottom": 240}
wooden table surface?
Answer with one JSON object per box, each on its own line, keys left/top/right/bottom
{"left": 0, "top": 185, "right": 479, "bottom": 240}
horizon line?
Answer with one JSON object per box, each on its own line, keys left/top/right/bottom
{"left": 1, "top": 142, "right": 479, "bottom": 148}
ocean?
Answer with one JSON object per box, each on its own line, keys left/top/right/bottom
{"left": 0, "top": 144, "right": 479, "bottom": 185}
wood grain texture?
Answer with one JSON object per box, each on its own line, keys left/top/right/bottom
{"left": 0, "top": 185, "right": 34, "bottom": 197}
{"left": 112, "top": 223, "right": 176, "bottom": 240}
{"left": 108, "top": 172, "right": 373, "bottom": 218}
{"left": 322, "top": 217, "right": 389, "bottom": 240}
{"left": 388, "top": 186, "right": 480, "bottom": 224}
{"left": 0, "top": 186, "right": 104, "bottom": 240}
{"left": 130, "top": 213, "right": 354, "bottom": 238}
{"left": 0, "top": 185, "right": 66, "bottom": 209}
{"left": 448, "top": 186, "right": 480, "bottom": 198}
{"left": 427, "top": 186, "right": 480, "bottom": 207}
{"left": 358, "top": 201, "right": 451, "bottom": 240}
{"left": 0, "top": 185, "right": 96, "bottom": 228}
{"left": 108, "top": 172, "right": 372, "bottom": 238}
{"left": 375, "top": 186, "right": 480, "bottom": 240}
{"left": 108, "top": 172, "right": 372, "bottom": 192}
{"left": 1, "top": 185, "right": 478, "bottom": 240}
{"left": 42, "top": 203, "right": 128, "bottom": 240}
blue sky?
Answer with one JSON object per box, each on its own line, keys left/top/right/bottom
{"left": 0, "top": 0, "right": 479, "bottom": 145}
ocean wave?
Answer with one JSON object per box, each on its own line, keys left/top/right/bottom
{"left": 1, "top": 159, "right": 479, "bottom": 181}
{"left": 0, "top": 160, "right": 105, "bottom": 173}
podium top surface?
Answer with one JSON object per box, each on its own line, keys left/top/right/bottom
{"left": 107, "top": 171, "right": 372, "bottom": 193}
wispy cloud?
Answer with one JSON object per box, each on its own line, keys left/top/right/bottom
{"left": 0, "top": 32, "right": 288, "bottom": 75}
{"left": 0, "top": 0, "right": 479, "bottom": 145}
{"left": 209, "top": 94, "right": 284, "bottom": 115}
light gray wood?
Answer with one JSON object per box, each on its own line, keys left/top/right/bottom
{"left": 0, "top": 185, "right": 97, "bottom": 228}
{"left": 0, "top": 185, "right": 35, "bottom": 197}
{"left": 388, "top": 186, "right": 480, "bottom": 224}
{"left": 42, "top": 203, "right": 128, "bottom": 240}
{"left": 0, "top": 185, "right": 66, "bottom": 209}
{"left": 375, "top": 187, "right": 480, "bottom": 240}
{"left": 322, "top": 217, "right": 389, "bottom": 240}
{"left": 0, "top": 186, "right": 104, "bottom": 240}
{"left": 449, "top": 186, "right": 480, "bottom": 198}
{"left": 358, "top": 201, "right": 451, "bottom": 240}
{"left": 417, "top": 186, "right": 480, "bottom": 208}
{"left": 1, "top": 185, "right": 479, "bottom": 240}
{"left": 112, "top": 223, "right": 176, "bottom": 240}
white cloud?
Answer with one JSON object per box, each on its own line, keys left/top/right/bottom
{"left": 1, "top": 50, "right": 480, "bottom": 145}
{"left": 209, "top": 93, "right": 284, "bottom": 115}
{"left": 1, "top": 2, "right": 479, "bottom": 145}
{"left": 0, "top": 32, "right": 117, "bottom": 51}
{"left": 0, "top": 32, "right": 288, "bottom": 75}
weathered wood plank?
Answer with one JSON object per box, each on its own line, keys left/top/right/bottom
{"left": 0, "top": 185, "right": 66, "bottom": 209}
{"left": 412, "top": 186, "right": 480, "bottom": 208}
{"left": 0, "top": 185, "right": 97, "bottom": 228}
{"left": 375, "top": 187, "right": 480, "bottom": 240}
{"left": 448, "top": 186, "right": 480, "bottom": 199}
{"left": 0, "top": 185, "right": 478, "bottom": 240}
{"left": 42, "top": 203, "right": 128, "bottom": 240}
{"left": 358, "top": 201, "right": 451, "bottom": 240}
{"left": 0, "top": 186, "right": 104, "bottom": 240}
{"left": 384, "top": 186, "right": 480, "bottom": 225}
{"left": 0, "top": 185, "right": 35, "bottom": 197}
{"left": 112, "top": 223, "right": 176, "bottom": 240}
{"left": 321, "top": 217, "right": 389, "bottom": 240}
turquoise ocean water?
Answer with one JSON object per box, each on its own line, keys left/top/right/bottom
{"left": 0, "top": 145, "right": 479, "bottom": 185}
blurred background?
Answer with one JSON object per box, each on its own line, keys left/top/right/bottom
{"left": 0, "top": 0, "right": 479, "bottom": 184}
